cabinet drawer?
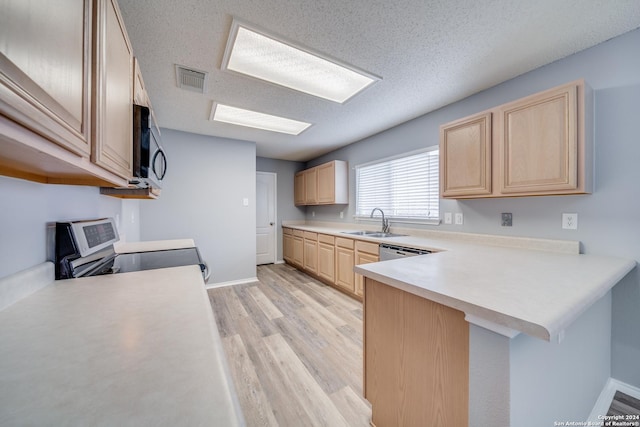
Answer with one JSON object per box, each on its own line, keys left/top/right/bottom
{"left": 283, "top": 227, "right": 293, "bottom": 235}
{"left": 356, "top": 241, "right": 379, "bottom": 255}
{"left": 303, "top": 231, "right": 318, "bottom": 241}
{"left": 293, "top": 229, "right": 304, "bottom": 237}
{"left": 336, "top": 237, "right": 355, "bottom": 249}
{"left": 318, "top": 234, "right": 335, "bottom": 245}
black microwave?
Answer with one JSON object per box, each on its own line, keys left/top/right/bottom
{"left": 132, "top": 104, "right": 167, "bottom": 189}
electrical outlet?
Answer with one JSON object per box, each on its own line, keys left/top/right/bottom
{"left": 444, "top": 212, "right": 452, "bottom": 224}
{"left": 312, "top": 211, "right": 315, "bottom": 217}
{"left": 340, "top": 211, "right": 344, "bottom": 219}
{"left": 454, "top": 213, "right": 464, "bottom": 225}
{"left": 501, "top": 213, "right": 513, "bottom": 227}
{"left": 562, "top": 213, "right": 578, "bottom": 230}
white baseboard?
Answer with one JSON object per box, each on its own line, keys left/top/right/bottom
{"left": 205, "top": 277, "right": 258, "bottom": 289}
{"left": 588, "top": 378, "right": 640, "bottom": 421}
{"left": 274, "top": 259, "right": 285, "bottom": 264}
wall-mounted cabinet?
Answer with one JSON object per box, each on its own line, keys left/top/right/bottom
{"left": 0, "top": 0, "right": 142, "bottom": 188}
{"left": 440, "top": 80, "right": 592, "bottom": 199}
{"left": 294, "top": 160, "right": 348, "bottom": 206}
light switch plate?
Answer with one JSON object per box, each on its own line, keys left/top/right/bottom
{"left": 444, "top": 212, "right": 452, "bottom": 224}
{"left": 501, "top": 213, "right": 513, "bottom": 227}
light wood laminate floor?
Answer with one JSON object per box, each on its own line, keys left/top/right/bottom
{"left": 208, "top": 263, "right": 371, "bottom": 427}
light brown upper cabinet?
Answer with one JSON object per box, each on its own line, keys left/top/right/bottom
{"left": 440, "top": 80, "right": 592, "bottom": 199}
{"left": 0, "top": 0, "right": 138, "bottom": 187}
{"left": 440, "top": 112, "right": 492, "bottom": 197}
{"left": 294, "top": 160, "right": 348, "bottom": 206}
{"left": 0, "top": 0, "right": 92, "bottom": 157}
{"left": 92, "top": 0, "right": 133, "bottom": 180}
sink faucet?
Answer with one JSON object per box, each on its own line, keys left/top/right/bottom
{"left": 370, "top": 208, "right": 389, "bottom": 233}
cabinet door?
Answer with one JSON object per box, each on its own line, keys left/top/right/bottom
{"left": 318, "top": 242, "right": 335, "bottom": 283}
{"left": 317, "top": 162, "right": 335, "bottom": 204}
{"left": 0, "top": 0, "right": 92, "bottom": 156}
{"left": 283, "top": 233, "right": 293, "bottom": 263}
{"left": 303, "top": 237, "right": 318, "bottom": 275}
{"left": 92, "top": 0, "right": 133, "bottom": 179}
{"left": 355, "top": 252, "right": 378, "bottom": 297}
{"left": 499, "top": 83, "right": 578, "bottom": 194}
{"left": 292, "top": 236, "right": 304, "bottom": 267}
{"left": 304, "top": 168, "right": 318, "bottom": 204}
{"left": 335, "top": 247, "right": 355, "bottom": 293}
{"left": 440, "top": 112, "right": 492, "bottom": 197}
{"left": 294, "top": 172, "right": 305, "bottom": 205}
{"left": 133, "top": 57, "right": 149, "bottom": 107}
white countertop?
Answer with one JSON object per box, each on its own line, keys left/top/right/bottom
{"left": 0, "top": 265, "right": 244, "bottom": 426}
{"left": 284, "top": 222, "right": 636, "bottom": 342}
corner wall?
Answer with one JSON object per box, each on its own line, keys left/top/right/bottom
{"left": 139, "top": 129, "right": 257, "bottom": 285}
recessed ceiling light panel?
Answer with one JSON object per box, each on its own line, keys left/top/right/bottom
{"left": 222, "top": 20, "right": 379, "bottom": 103}
{"left": 210, "top": 103, "right": 312, "bottom": 135}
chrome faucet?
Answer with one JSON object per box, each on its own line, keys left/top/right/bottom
{"left": 370, "top": 208, "right": 389, "bottom": 233}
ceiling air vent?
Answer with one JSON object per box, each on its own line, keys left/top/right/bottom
{"left": 175, "top": 65, "right": 208, "bottom": 93}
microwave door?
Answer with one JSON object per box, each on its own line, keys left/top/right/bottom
{"left": 150, "top": 128, "right": 167, "bottom": 184}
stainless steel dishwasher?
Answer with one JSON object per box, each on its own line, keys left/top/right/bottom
{"left": 379, "top": 243, "right": 431, "bottom": 260}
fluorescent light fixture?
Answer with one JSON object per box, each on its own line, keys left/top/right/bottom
{"left": 222, "top": 20, "right": 378, "bottom": 103}
{"left": 210, "top": 103, "right": 312, "bottom": 135}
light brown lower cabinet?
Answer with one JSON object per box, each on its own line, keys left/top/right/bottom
{"left": 303, "top": 232, "right": 318, "bottom": 275}
{"left": 355, "top": 241, "right": 379, "bottom": 297}
{"left": 283, "top": 228, "right": 294, "bottom": 263}
{"left": 317, "top": 234, "right": 336, "bottom": 283}
{"left": 364, "top": 278, "right": 469, "bottom": 427}
{"left": 335, "top": 237, "right": 355, "bottom": 294}
{"left": 292, "top": 231, "right": 304, "bottom": 268}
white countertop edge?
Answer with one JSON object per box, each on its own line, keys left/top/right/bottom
{"left": 464, "top": 314, "right": 521, "bottom": 339}
{"left": 356, "top": 259, "right": 636, "bottom": 342}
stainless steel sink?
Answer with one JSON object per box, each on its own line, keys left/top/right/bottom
{"left": 341, "top": 231, "right": 406, "bottom": 238}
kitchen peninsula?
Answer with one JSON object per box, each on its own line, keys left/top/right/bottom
{"left": 353, "top": 234, "right": 635, "bottom": 427}
{"left": 281, "top": 222, "right": 635, "bottom": 426}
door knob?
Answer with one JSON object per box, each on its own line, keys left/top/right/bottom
{"left": 270, "top": 222, "right": 274, "bottom": 226}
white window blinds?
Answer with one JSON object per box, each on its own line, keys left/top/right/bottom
{"left": 355, "top": 148, "right": 439, "bottom": 221}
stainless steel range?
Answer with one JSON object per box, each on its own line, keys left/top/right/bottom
{"left": 55, "top": 218, "right": 209, "bottom": 281}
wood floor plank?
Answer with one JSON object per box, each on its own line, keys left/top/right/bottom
{"left": 263, "top": 333, "right": 351, "bottom": 427}
{"left": 330, "top": 386, "right": 372, "bottom": 427}
{"left": 223, "top": 334, "right": 279, "bottom": 427}
{"left": 208, "top": 264, "right": 371, "bottom": 427}
{"left": 247, "top": 285, "right": 283, "bottom": 320}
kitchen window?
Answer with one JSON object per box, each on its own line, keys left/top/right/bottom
{"left": 355, "top": 147, "right": 439, "bottom": 224}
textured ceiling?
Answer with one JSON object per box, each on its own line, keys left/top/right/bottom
{"left": 117, "top": 0, "right": 640, "bottom": 161}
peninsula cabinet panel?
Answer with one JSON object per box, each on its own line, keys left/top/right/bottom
{"left": 440, "top": 112, "right": 492, "bottom": 197}
{"left": 364, "top": 278, "right": 469, "bottom": 427}
{"left": 92, "top": 0, "right": 133, "bottom": 180}
{"left": 0, "top": 0, "right": 92, "bottom": 156}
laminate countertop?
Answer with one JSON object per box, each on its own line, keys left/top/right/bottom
{"left": 283, "top": 222, "right": 636, "bottom": 342}
{"left": 0, "top": 265, "right": 244, "bottom": 426}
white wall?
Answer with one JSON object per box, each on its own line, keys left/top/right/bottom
{"left": 0, "top": 175, "right": 126, "bottom": 279}
{"left": 306, "top": 28, "right": 640, "bottom": 387}
{"left": 256, "top": 156, "right": 306, "bottom": 261}
{"left": 139, "top": 129, "right": 256, "bottom": 285}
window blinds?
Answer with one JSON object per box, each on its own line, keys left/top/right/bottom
{"left": 355, "top": 148, "right": 439, "bottom": 220}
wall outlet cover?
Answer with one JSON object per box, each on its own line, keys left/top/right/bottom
{"left": 455, "top": 213, "right": 464, "bottom": 225}
{"left": 562, "top": 213, "right": 578, "bottom": 230}
{"left": 501, "top": 212, "right": 513, "bottom": 227}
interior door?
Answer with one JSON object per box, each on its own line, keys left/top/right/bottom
{"left": 256, "top": 172, "right": 276, "bottom": 265}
